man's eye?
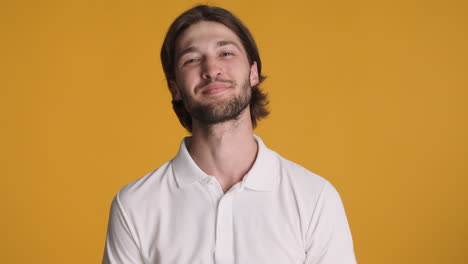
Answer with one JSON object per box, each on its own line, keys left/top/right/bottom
{"left": 184, "top": 58, "right": 199, "bottom": 65}
{"left": 222, "top": 52, "right": 233, "bottom": 56}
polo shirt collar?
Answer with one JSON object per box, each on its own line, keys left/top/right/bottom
{"left": 171, "top": 135, "right": 280, "bottom": 191}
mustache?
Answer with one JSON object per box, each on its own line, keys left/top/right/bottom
{"left": 195, "top": 78, "right": 236, "bottom": 93}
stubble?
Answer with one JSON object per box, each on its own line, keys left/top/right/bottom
{"left": 181, "top": 78, "right": 252, "bottom": 126}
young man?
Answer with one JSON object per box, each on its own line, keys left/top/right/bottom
{"left": 103, "top": 5, "right": 356, "bottom": 264}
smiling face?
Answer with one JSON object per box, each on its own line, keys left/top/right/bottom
{"left": 170, "top": 21, "right": 259, "bottom": 126}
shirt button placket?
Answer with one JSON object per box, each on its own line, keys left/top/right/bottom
{"left": 214, "top": 192, "right": 234, "bottom": 264}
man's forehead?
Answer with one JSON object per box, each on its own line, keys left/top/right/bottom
{"left": 175, "top": 21, "right": 243, "bottom": 52}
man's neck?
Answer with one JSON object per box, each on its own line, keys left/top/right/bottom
{"left": 188, "top": 109, "right": 258, "bottom": 193}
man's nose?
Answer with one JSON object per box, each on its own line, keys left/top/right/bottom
{"left": 201, "top": 57, "right": 222, "bottom": 80}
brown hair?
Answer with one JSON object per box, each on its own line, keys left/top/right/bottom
{"left": 160, "top": 5, "right": 269, "bottom": 132}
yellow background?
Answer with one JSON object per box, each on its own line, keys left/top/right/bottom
{"left": 1, "top": 0, "right": 467, "bottom": 263}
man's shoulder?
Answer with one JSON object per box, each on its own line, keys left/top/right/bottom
{"left": 275, "top": 152, "right": 330, "bottom": 194}
{"left": 269, "top": 150, "right": 346, "bottom": 221}
{"left": 257, "top": 137, "right": 329, "bottom": 192}
{"left": 114, "top": 160, "right": 173, "bottom": 209}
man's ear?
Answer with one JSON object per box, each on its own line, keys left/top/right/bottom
{"left": 169, "top": 80, "right": 182, "bottom": 101}
{"left": 250, "top": 61, "right": 259, "bottom": 87}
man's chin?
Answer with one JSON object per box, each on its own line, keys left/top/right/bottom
{"left": 191, "top": 101, "right": 249, "bottom": 126}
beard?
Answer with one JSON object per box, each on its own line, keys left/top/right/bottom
{"left": 181, "top": 78, "right": 252, "bottom": 126}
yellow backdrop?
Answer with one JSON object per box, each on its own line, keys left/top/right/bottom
{"left": 2, "top": 0, "right": 467, "bottom": 263}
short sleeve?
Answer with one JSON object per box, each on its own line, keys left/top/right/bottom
{"left": 102, "top": 192, "right": 144, "bottom": 264}
{"left": 304, "top": 182, "right": 357, "bottom": 264}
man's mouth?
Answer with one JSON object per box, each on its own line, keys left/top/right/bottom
{"left": 201, "top": 83, "right": 232, "bottom": 95}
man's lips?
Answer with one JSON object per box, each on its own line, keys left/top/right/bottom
{"left": 200, "top": 83, "right": 232, "bottom": 95}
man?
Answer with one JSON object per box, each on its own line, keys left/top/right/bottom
{"left": 103, "top": 5, "right": 356, "bottom": 264}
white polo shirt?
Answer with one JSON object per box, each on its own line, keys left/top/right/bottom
{"left": 103, "top": 136, "right": 356, "bottom": 264}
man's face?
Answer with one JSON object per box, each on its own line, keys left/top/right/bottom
{"left": 171, "top": 21, "right": 259, "bottom": 126}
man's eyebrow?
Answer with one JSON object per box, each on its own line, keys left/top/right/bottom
{"left": 176, "top": 46, "right": 199, "bottom": 62}
{"left": 217, "top": 40, "right": 241, "bottom": 50}
{"left": 176, "top": 40, "right": 242, "bottom": 62}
